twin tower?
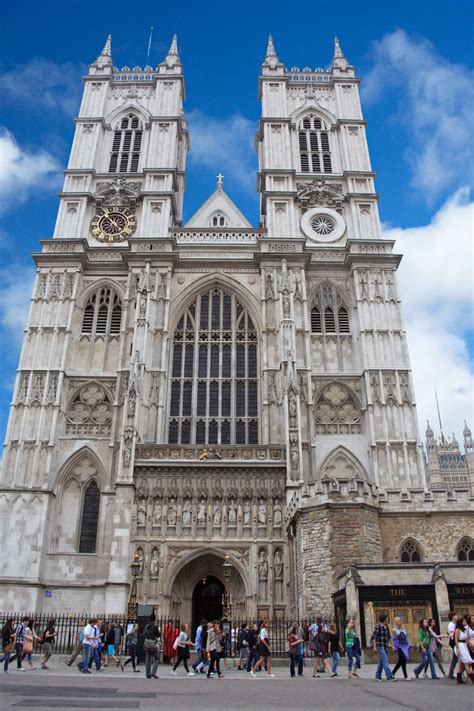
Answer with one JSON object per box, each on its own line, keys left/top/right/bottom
{"left": 1, "top": 34, "right": 471, "bottom": 635}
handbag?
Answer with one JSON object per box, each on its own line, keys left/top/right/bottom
{"left": 23, "top": 639, "right": 33, "bottom": 654}
{"left": 144, "top": 638, "right": 158, "bottom": 652}
{"left": 4, "top": 641, "right": 14, "bottom": 654}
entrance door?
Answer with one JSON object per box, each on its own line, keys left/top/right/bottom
{"left": 192, "top": 575, "right": 224, "bottom": 634}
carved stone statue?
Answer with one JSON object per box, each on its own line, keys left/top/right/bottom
{"left": 258, "top": 550, "right": 268, "bottom": 599}
{"left": 243, "top": 501, "right": 251, "bottom": 527}
{"left": 152, "top": 499, "right": 162, "bottom": 527}
{"left": 182, "top": 499, "right": 192, "bottom": 527}
{"left": 268, "top": 372, "right": 279, "bottom": 405}
{"left": 137, "top": 499, "right": 147, "bottom": 527}
{"left": 228, "top": 500, "right": 237, "bottom": 526}
{"left": 197, "top": 498, "right": 206, "bottom": 527}
{"left": 258, "top": 499, "right": 267, "bottom": 526}
{"left": 282, "top": 290, "right": 291, "bottom": 318}
{"left": 288, "top": 390, "right": 297, "bottom": 429}
{"left": 150, "top": 548, "right": 159, "bottom": 579}
{"left": 213, "top": 501, "right": 222, "bottom": 527}
{"left": 265, "top": 273, "right": 275, "bottom": 300}
{"left": 274, "top": 549, "right": 283, "bottom": 600}
{"left": 167, "top": 498, "right": 177, "bottom": 526}
{"left": 273, "top": 500, "right": 282, "bottom": 527}
{"left": 290, "top": 433, "right": 299, "bottom": 476}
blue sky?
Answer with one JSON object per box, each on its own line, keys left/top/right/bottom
{"left": 0, "top": 0, "right": 472, "bottom": 445}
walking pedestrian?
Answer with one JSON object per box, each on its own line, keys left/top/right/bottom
{"left": 251, "top": 621, "right": 275, "bottom": 677}
{"left": 12, "top": 617, "right": 27, "bottom": 670}
{"left": 122, "top": 623, "right": 140, "bottom": 672}
{"left": 324, "top": 623, "right": 344, "bottom": 677}
{"left": 246, "top": 623, "right": 259, "bottom": 673}
{"left": 454, "top": 617, "right": 474, "bottom": 684}
{"left": 144, "top": 615, "right": 161, "bottom": 679}
{"left": 447, "top": 611, "right": 458, "bottom": 679}
{"left": 170, "top": 623, "right": 194, "bottom": 676}
{"left": 23, "top": 619, "right": 40, "bottom": 670}
{"left": 192, "top": 619, "right": 209, "bottom": 674}
{"left": 77, "top": 618, "right": 101, "bottom": 673}
{"left": 66, "top": 621, "right": 85, "bottom": 666}
{"left": 413, "top": 618, "right": 438, "bottom": 679}
{"left": 236, "top": 623, "right": 249, "bottom": 670}
{"left": 163, "top": 619, "right": 178, "bottom": 665}
{"left": 370, "top": 613, "right": 396, "bottom": 681}
{"left": 391, "top": 616, "right": 411, "bottom": 681}
{"left": 345, "top": 619, "right": 361, "bottom": 679}
{"left": 206, "top": 621, "right": 224, "bottom": 679}
{"left": 288, "top": 623, "right": 304, "bottom": 677}
{"left": 103, "top": 623, "right": 121, "bottom": 667}
{"left": 39, "top": 619, "right": 56, "bottom": 670}
{"left": 0, "top": 619, "right": 15, "bottom": 673}
{"left": 424, "top": 618, "right": 447, "bottom": 677}
{"left": 309, "top": 616, "right": 327, "bottom": 676}
{"left": 113, "top": 622, "right": 124, "bottom": 657}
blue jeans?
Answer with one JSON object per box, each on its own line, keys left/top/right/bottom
{"left": 247, "top": 647, "right": 258, "bottom": 671}
{"left": 375, "top": 646, "right": 393, "bottom": 679}
{"left": 346, "top": 645, "right": 361, "bottom": 671}
{"left": 331, "top": 651, "right": 340, "bottom": 674}
{"left": 79, "top": 644, "right": 100, "bottom": 672}
{"left": 414, "top": 648, "right": 437, "bottom": 678}
{"left": 290, "top": 652, "right": 303, "bottom": 676}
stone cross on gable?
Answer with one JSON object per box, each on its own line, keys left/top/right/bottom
{"left": 216, "top": 173, "right": 224, "bottom": 189}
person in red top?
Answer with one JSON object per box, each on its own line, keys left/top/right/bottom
{"left": 163, "top": 620, "right": 179, "bottom": 664}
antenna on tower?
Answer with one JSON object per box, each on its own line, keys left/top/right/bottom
{"left": 146, "top": 26, "right": 154, "bottom": 65}
{"left": 435, "top": 390, "right": 444, "bottom": 441}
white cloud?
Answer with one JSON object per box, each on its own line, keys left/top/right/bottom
{"left": 187, "top": 110, "right": 256, "bottom": 192}
{"left": 0, "top": 128, "right": 60, "bottom": 214}
{"left": 363, "top": 30, "right": 474, "bottom": 202}
{"left": 0, "top": 59, "right": 84, "bottom": 116}
{"left": 383, "top": 189, "right": 474, "bottom": 442}
{"left": 0, "top": 265, "right": 35, "bottom": 351}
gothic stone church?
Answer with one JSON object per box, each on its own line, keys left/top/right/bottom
{"left": 1, "top": 34, "right": 473, "bottom": 643}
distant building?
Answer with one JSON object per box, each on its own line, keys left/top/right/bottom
{"left": 0, "top": 34, "right": 472, "bottom": 643}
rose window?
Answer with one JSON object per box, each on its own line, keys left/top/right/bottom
{"left": 310, "top": 214, "right": 335, "bottom": 235}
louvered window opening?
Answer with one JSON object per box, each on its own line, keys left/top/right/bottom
{"left": 299, "top": 115, "right": 332, "bottom": 174}
{"left": 78, "top": 481, "right": 100, "bottom": 553}
{"left": 311, "top": 286, "right": 350, "bottom": 334}
{"left": 81, "top": 287, "right": 122, "bottom": 336}
{"left": 109, "top": 113, "right": 142, "bottom": 173}
{"left": 169, "top": 289, "right": 258, "bottom": 445}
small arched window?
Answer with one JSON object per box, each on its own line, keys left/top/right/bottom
{"left": 310, "top": 285, "right": 350, "bottom": 334}
{"left": 400, "top": 539, "right": 422, "bottom": 563}
{"left": 109, "top": 113, "right": 143, "bottom": 174}
{"left": 81, "top": 287, "right": 122, "bottom": 336}
{"left": 209, "top": 212, "right": 228, "bottom": 228}
{"left": 298, "top": 114, "right": 332, "bottom": 174}
{"left": 78, "top": 481, "right": 100, "bottom": 553}
{"left": 457, "top": 537, "right": 474, "bottom": 561}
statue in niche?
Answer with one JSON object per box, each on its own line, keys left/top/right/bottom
{"left": 243, "top": 500, "right": 251, "bottom": 527}
{"left": 258, "top": 550, "right": 268, "bottom": 599}
{"left": 274, "top": 549, "right": 283, "bottom": 600}
{"left": 282, "top": 290, "right": 291, "bottom": 318}
{"left": 268, "top": 372, "right": 279, "bottom": 405}
{"left": 265, "top": 273, "right": 275, "bottom": 300}
{"left": 150, "top": 548, "right": 160, "bottom": 579}
{"left": 258, "top": 499, "right": 267, "bottom": 526}
{"left": 138, "top": 293, "right": 146, "bottom": 318}
{"left": 152, "top": 499, "right": 162, "bottom": 527}
{"left": 288, "top": 389, "right": 297, "bottom": 429}
{"left": 197, "top": 498, "right": 206, "bottom": 527}
{"left": 182, "top": 499, "right": 192, "bottom": 527}
{"left": 290, "top": 434, "right": 299, "bottom": 476}
{"left": 213, "top": 501, "right": 222, "bottom": 527}
{"left": 135, "top": 546, "right": 144, "bottom": 578}
{"left": 273, "top": 500, "right": 282, "bottom": 527}
{"left": 137, "top": 499, "right": 147, "bottom": 527}
{"left": 167, "top": 498, "right": 177, "bottom": 526}
{"left": 228, "top": 500, "right": 237, "bottom": 526}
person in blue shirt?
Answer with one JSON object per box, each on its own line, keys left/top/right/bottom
{"left": 192, "top": 619, "right": 208, "bottom": 673}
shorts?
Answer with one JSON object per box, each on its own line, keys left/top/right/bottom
{"left": 107, "top": 644, "right": 116, "bottom": 655}
{"left": 239, "top": 647, "right": 249, "bottom": 660}
{"left": 258, "top": 643, "right": 270, "bottom": 657}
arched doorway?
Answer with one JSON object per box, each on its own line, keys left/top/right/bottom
{"left": 192, "top": 575, "right": 224, "bottom": 632}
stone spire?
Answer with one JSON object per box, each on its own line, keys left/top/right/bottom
{"left": 162, "top": 34, "right": 181, "bottom": 67}
{"left": 425, "top": 420, "right": 435, "bottom": 451}
{"left": 332, "top": 35, "right": 350, "bottom": 70}
{"left": 95, "top": 34, "right": 112, "bottom": 68}
{"left": 168, "top": 34, "right": 179, "bottom": 56}
{"left": 263, "top": 34, "right": 280, "bottom": 67}
{"left": 464, "top": 420, "right": 473, "bottom": 450}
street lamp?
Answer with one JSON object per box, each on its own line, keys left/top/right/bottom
{"left": 128, "top": 553, "right": 142, "bottom": 618}
{"left": 222, "top": 554, "right": 233, "bottom": 620}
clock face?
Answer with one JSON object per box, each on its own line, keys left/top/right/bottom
{"left": 90, "top": 207, "right": 137, "bottom": 243}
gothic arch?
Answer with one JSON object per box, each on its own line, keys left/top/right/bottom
{"left": 318, "top": 446, "right": 368, "bottom": 482}
{"left": 54, "top": 445, "right": 106, "bottom": 491}
{"left": 456, "top": 536, "right": 474, "bottom": 561}
{"left": 164, "top": 547, "right": 251, "bottom": 599}
{"left": 105, "top": 103, "right": 151, "bottom": 129}
{"left": 290, "top": 104, "right": 337, "bottom": 128}
{"left": 307, "top": 279, "right": 353, "bottom": 310}
{"left": 399, "top": 537, "right": 424, "bottom": 563}
{"left": 78, "top": 280, "right": 125, "bottom": 309}
{"left": 314, "top": 381, "right": 362, "bottom": 434}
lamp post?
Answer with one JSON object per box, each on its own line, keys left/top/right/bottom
{"left": 222, "top": 554, "right": 233, "bottom": 621}
{"left": 128, "top": 553, "right": 142, "bottom": 618}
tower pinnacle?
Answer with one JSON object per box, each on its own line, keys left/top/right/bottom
{"left": 332, "top": 35, "right": 350, "bottom": 71}
{"left": 162, "top": 34, "right": 181, "bottom": 68}
{"left": 263, "top": 33, "right": 280, "bottom": 66}
{"left": 168, "top": 34, "right": 179, "bottom": 56}
{"left": 95, "top": 34, "right": 112, "bottom": 66}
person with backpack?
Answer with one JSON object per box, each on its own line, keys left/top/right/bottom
{"left": 143, "top": 616, "right": 161, "bottom": 679}
{"left": 288, "top": 623, "right": 304, "bottom": 677}
{"left": 370, "top": 613, "right": 396, "bottom": 681}
{"left": 170, "top": 623, "right": 194, "bottom": 676}
{"left": 0, "top": 618, "right": 15, "bottom": 673}
{"left": 39, "top": 619, "right": 56, "bottom": 670}
{"left": 121, "top": 623, "right": 140, "bottom": 672}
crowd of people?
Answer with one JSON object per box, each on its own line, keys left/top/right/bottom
{"left": 0, "top": 611, "right": 473, "bottom": 684}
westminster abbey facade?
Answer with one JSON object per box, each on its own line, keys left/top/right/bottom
{"left": 1, "top": 34, "right": 472, "bottom": 642}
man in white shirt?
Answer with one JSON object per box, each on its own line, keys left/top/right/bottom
{"left": 447, "top": 612, "right": 458, "bottom": 679}
{"left": 78, "top": 618, "right": 101, "bottom": 673}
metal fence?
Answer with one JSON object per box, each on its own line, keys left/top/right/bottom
{"left": 0, "top": 613, "right": 333, "bottom": 660}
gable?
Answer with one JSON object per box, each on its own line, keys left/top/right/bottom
{"left": 185, "top": 188, "right": 252, "bottom": 229}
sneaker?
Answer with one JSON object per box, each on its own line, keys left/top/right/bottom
{"left": 133, "top": 669, "right": 140, "bottom": 673}
{"left": 375, "top": 677, "right": 382, "bottom": 681}
{"left": 267, "top": 673, "right": 276, "bottom": 677}
{"left": 120, "top": 664, "right": 124, "bottom": 672}
{"left": 331, "top": 672, "right": 337, "bottom": 678}
{"left": 423, "top": 673, "right": 428, "bottom": 678}
{"left": 250, "top": 670, "right": 256, "bottom": 677}
{"left": 187, "top": 672, "right": 195, "bottom": 676}
{"left": 390, "top": 677, "right": 397, "bottom": 682}
{"left": 82, "top": 670, "right": 91, "bottom": 674}
{"left": 170, "top": 670, "right": 177, "bottom": 676}
{"left": 352, "top": 671, "right": 359, "bottom": 678}
{"left": 41, "top": 665, "right": 49, "bottom": 670}
{"left": 4, "top": 670, "right": 10, "bottom": 673}
{"left": 18, "top": 667, "right": 26, "bottom": 671}
{"left": 218, "top": 674, "right": 224, "bottom": 679}
{"left": 312, "top": 673, "right": 320, "bottom": 678}
{"left": 404, "top": 677, "right": 411, "bottom": 681}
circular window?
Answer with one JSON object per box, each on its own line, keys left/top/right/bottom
{"left": 301, "top": 207, "right": 346, "bottom": 243}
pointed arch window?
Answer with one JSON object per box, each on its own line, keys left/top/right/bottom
{"left": 168, "top": 288, "right": 259, "bottom": 445}
{"left": 78, "top": 481, "right": 100, "bottom": 553}
{"left": 310, "top": 285, "right": 350, "bottom": 334}
{"left": 457, "top": 537, "right": 474, "bottom": 561}
{"left": 400, "top": 538, "right": 422, "bottom": 563}
{"left": 81, "top": 287, "right": 122, "bottom": 336}
{"left": 209, "top": 212, "right": 229, "bottom": 228}
{"left": 298, "top": 114, "right": 332, "bottom": 174}
{"left": 109, "top": 113, "right": 143, "bottom": 173}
